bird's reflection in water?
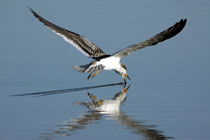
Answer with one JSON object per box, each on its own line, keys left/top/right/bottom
{"left": 39, "top": 84, "right": 172, "bottom": 140}
{"left": 76, "top": 85, "right": 130, "bottom": 115}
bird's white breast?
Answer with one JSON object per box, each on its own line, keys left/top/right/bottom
{"left": 96, "top": 100, "right": 121, "bottom": 113}
{"left": 98, "top": 56, "right": 121, "bottom": 70}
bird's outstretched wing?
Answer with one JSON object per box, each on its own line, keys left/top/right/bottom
{"left": 113, "top": 19, "right": 187, "bottom": 58}
{"left": 29, "top": 7, "right": 107, "bottom": 58}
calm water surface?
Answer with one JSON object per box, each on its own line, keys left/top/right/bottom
{"left": 1, "top": 0, "right": 210, "bottom": 140}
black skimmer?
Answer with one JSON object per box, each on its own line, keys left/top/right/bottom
{"left": 76, "top": 85, "right": 130, "bottom": 113}
{"left": 29, "top": 8, "right": 187, "bottom": 84}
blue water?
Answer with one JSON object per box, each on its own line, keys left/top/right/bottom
{"left": 1, "top": 0, "right": 210, "bottom": 140}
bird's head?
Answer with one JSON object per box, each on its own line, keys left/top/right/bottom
{"left": 120, "top": 64, "right": 131, "bottom": 82}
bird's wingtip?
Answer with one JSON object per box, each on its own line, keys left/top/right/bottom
{"left": 182, "top": 18, "right": 187, "bottom": 28}
{"left": 181, "top": 18, "right": 187, "bottom": 24}
{"left": 28, "top": 6, "right": 36, "bottom": 15}
{"left": 28, "top": 6, "right": 33, "bottom": 12}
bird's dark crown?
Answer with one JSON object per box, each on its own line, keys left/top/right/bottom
{"left": 121, "top": 64, "right": 127, "bottom": 70}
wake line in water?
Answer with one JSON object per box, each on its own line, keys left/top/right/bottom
{"left": 12, "top": 82, "right": 124, "bottom": 97}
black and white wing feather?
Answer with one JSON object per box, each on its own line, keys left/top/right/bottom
{"left": 29, "top": 7, "right": 107, "bottom": 58}
{"left": 113, "top": 19, "right": 187, "bottom": 58}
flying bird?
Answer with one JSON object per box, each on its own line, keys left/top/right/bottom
{"left": 29, "top": 8, "right": 187, "bottom": 83}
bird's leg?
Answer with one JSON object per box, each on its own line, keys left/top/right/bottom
{"left": 91, "top": 68, "right": 101, "bottom": 79}
{"left": 87, "top": 93, "right": 102, "bottom": 106}
{"left": 88, "top": 93, "right": 97, "bottom": 103}
{"left": 87, "top": 66, "right": 101, "bottom": 80}
{"left": 87, "top": 71, "right": 94, "bottom": 79}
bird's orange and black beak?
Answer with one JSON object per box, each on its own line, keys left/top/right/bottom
{"left": 123, "top": 74, "right": 131, "bottom": 84}
{"left": 124, "top": 73, "right": 131, "bottom": 80}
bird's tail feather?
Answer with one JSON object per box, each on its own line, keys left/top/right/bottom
{"left": 73, "top": 64, "right": 91, "bottom": 73}
{"left": 73, "top": 63, "right": 104, "bottom": 73}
